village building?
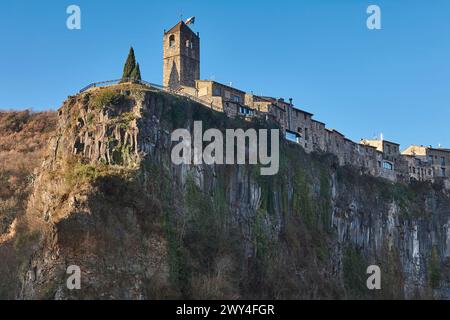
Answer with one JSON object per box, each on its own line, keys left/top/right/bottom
{"left": 402, "top": 145, "right": 450, "bottom": 180}
{"left": 160, "top": 19, "right": 448, "bottom": 186}
{"left": 360, "top": 138, "right": 401, "bottom": 171}
{"left": 194, "top": 80, "right": 248, "bottom": 118}
{"left": 286, "top": 105, "right": 314, "bottom": 153}
{"left": 311, "top": 120, "right": 326, "bottom": 151}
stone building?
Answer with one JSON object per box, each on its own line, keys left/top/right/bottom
{"left": 244, "top": 94, "right": 316, "bottom": 153}
{"left": 402, "top": 145, "right": 450, "bottom": 179}
{"left": 360, "top": 139, "right": 401, "bottom": 171}
{"left": 402, "top": 154, "right": 433, "bottom": 182}
{"left": 195, "top": 80, "right": 249, "bottom": 118}
{"left": 163, "top": 21, "right": 200, "bottom": 89}
{"left": 359, "top": 138, "right": 410, "bottom": 181}
{"left": 244, "top": 94, "right": 286, "bottom": 128}
{"left": 287, "top": 106, "right": 314, "bottom": 153}
{"left": 359, "top": 144, "right": 383, "bottom": 177}
{"left": 159, "top": 19, "right": 447, "bottom": 186}
{"left": 311, "top": 120, "right": 326, "bottom": 151}
{"left": 325, "top": 129, "right": 346, "bottom": 165}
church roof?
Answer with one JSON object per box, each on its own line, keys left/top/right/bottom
{"left": 165, "top": 20, "right": 195, "bottom": 35}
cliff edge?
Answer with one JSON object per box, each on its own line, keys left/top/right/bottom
{"left": 1, "top": 84, "right": 449, "bottom": 299}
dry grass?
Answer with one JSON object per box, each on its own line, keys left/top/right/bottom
{"left": 0, "top": 110, "right": 56, "bottom": 230}
{"left": 0, "top": 110, "right": 56, "bottom": 298}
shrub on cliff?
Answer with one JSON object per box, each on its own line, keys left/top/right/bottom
{"left": 90, "top": 89, "right": 124, "bottom": 110}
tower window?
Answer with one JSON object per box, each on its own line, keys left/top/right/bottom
{"left": 186, "top": 40, "right": 193, "bottom": 49}
{"left": 169, "top": 35, "right": 175, "bottom": 47}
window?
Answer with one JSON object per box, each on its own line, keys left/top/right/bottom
{"left": 169, "top": 35, "right": 175, "bottom": 47}
{"left": 232, "top": 95, "right": 241, "bottom": 103}
{"left": 441, "top": 157, "right": 445, "bottom": 166}
{"left": 239, "top": 106, "right": 254, "bottom": 116}
{"left": 185, "top": 40, "right": 193, "bottom": 49}
{"left": 285, "top": 131, "right": 300, "bottom": 144}
{"left": 378, "top": 161, "right": 382, "bottom": 168}
{"left": 442, "top": 168, "right": 446, "bottom": 177}
{"left": 428, "top": 155, "right": 434, "bottom": 164}
{"left": 305, "top": 128, "right": 309, "bottom": 141}
{"left": 383, "top": 161, "right": 393, "bottom": 170}
{"left": 212, "top": 87, "right": 222, "bottom": 96}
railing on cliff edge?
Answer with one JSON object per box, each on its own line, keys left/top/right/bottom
{"left": 79, "top": 78, "right": 164, "bottom": 93}
{"left": 79, "top": 78, "right": 213, "bottom": 109}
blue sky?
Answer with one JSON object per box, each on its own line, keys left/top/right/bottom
{"left": 1, "top": 0, "right": 449, "bottom": 149}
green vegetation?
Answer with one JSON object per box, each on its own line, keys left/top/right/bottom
{"left": 130, "top": 63, "right": 142, "bottom": 81}
{"left": 111, "top": 142, "right": 132, "bottom": 165}
{"left": 64, "top": 161, "right": 132, "bottom": 187}
{"left": 342, "top": 245, "right": 369, "bottom": 299}
{"left": 115, "top": 112, "right": 136, "bottom": 129}
{"left": 292, "top": 165, "right": 314, "bottom": 227}
{"left": 428, "top": 246, "right": 441, "bottom": 289}
{"left": 86, "top": 113, "right": 95, "bottom": 126}
{"left": 121, "top": 47, "right": 142, "bottom": 82}
{"left": 90, "top": 89, "right": 125, "bottom": 110}
{"left": 121, "top": 47, "right": 136, "bottom": 81}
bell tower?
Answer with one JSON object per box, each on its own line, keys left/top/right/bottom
{"left": 163, "top": 20, "right": 200, "bottom": 89}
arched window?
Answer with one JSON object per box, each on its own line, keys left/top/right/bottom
{"left": 186, "top": 40, "right": 193, "bottom": 49}
{"left": 169, "top": 35, "right": 175, "bottom": 47}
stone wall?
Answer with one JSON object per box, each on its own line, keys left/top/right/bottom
{"left": 163, "top": 22, "right": 200, "bottom": 88}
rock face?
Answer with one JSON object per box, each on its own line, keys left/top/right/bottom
{"left": 8, "top": 84, "right": 450, "bottom": 299}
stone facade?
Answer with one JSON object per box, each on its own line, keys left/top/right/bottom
{"left": 195, "top": 80, "right": 247, "bottom": 118}
{"left": 163, "top": 21, "right": 200, "bottom": 88}
{"left": 402, "top": 145, "right": 450, "bottom": 181}
{"left": 160, "top": 20, "right": 449, "bottom": 186}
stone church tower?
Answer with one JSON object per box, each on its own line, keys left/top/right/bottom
{"left": 163, "top": 20, "right": 200, "bottom": 89}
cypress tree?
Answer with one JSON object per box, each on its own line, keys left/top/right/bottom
{"left": 130, "top": 63, "right": 142, "bottom": 82}
{"left": 121, "top": 47, "right": 136, "bottom": 82}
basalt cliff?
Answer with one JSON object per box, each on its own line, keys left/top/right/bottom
{"left": 1, "top": 84, "right": 449, "bottom": 299}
